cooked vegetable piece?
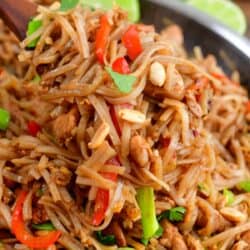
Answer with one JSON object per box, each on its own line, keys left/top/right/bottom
{"left": 122, "top": 25, "right": 142, "bottom": 60}
{"left": 223, "top": 189, "right": 234, "bottom": 205}
{"left": 157, "top": 206, "right": 186, "bottom": 222}
{"left": 136, "top": 187, "right": 160, "bottom": 241}
{"left": 95, "top": 231, "right": 116, "bottom": 245}
{"left": 26, "top": 20, "right": 42, "bottom": 48}
{"left": 32, "top": 222, "right": 55, "bottom": 231}
{"left": 238, "top": 180, "right": 250, "bottom": 192}
{"left": 92, "top": 162, "right": 119, "bottom": 226}
{"left": 112, "top": 57, "right": 130, "bottom": 74}
{"left": 11, "top": 191, "right": 61, "bottom": 248}
{"left": 95, "top": 15, "right": 112, "bottom": 64}
{"left": 0, "top": 108, "right": 10, "bottom": 131}
{"left": 27, "top": 121, "right": 40, "bottom": 137}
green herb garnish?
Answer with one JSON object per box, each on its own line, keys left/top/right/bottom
{"left": 238, "top": 180, "right": 250, "bottom": 192}
{"left": 60, "top": 0, "right": 80, "bottom": 11}
{"left": 27, "top": 19, "right": 42, "bottom": 48}
{"left": 106, "top": 67, "right": 136, "bottom": 93}
{"left": 32, "top": 221, "right": 55, "bottom": 231}
{"left": 223, "top": 189, "right": 234, "bottom": 205}
{"left": 95, "top": 231, "right": 116, "bottom": 245}
{"left": 157, "top": 206, "right": 186, "bottom": 222}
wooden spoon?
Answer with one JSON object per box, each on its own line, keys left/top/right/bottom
{"left": 0, "top": 0, "right": 37, "bottom": 40}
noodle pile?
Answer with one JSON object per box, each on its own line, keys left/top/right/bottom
{"left": 0, "top": 2, "right": 250, "bottom": 249}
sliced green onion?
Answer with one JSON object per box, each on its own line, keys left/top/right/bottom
{"left": 238, "top": 180, "right": 250, "bottom": 192}
{"left": 0, "top": 108, "right": 10, "bottom": 131}
{"left": 157, "top": 206, "right": 186, "bottom": 222}
{"left": 136, "top": 187, "right": 160, "bottom": 241}
{"left": 27, "top": 19, "right": 42, "bottom": 48}
{"left": 32, "top": 221, "right": 55, "bottom": 231}
{"left": 95, "top": 231, "right": 116, "bottom": 245}
{"left": 223, "top": 189, "right": 234, "bottom": 205}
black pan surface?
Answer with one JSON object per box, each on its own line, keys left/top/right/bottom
{"left": 140, "top": 0, "right": 250, "bottom": 89}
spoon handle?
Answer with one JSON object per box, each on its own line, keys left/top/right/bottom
{"left": 0, "top": 0, "right": 37, "bottom": 40}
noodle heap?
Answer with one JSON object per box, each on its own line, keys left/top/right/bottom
{"left": 0, "top": 2, "right": 250, "bottom": 250}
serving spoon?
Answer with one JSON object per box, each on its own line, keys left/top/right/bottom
{"left": 0, "top": 0, "right": 37, "bottom": 40}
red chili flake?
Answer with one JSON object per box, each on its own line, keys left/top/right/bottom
{"left": 192, "top": 129, "right": 199, "bottom": 137}
{"left": 27, "top": 120, "right": 40, "bottom": 137}
{"left": 161, "top": 137, "right": 171, "bottom": 148}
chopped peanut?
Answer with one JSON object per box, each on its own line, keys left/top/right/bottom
{"left": 150, "top": 62, "right": 166, "bottom": 87}
{"left": 118, "top": 109, "right": 145, "bottom": 124}
{"left": 88, "top": 122, "right": 110, "bottom": 149}
{"left": 220, "top": 207, "right": 247, "bottom": 223}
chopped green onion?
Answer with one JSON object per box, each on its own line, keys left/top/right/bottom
{"left": 0, "top": 108, "right": 10, "bottom": 131}
{"left": 197, "top": 183, "right": 210, "bottom": 196}
{"left": 157, "top": 206, "right": 186, "bottom": 222}
{"left": 60, "top": 0, "right": 80, "bottom": 11}
{"left": 223, "top": 189, "right": 234, "bottom": 205}
{"left": 238, "top": 180, "right": 250, "bottom": 192}
{"left": 136, "top": 187, "right": 160, "bottom": 241}
{"left": 32, "top": 74, "right": 41, "bottom": 84}
{"left": 27, "top": 19, "right": 42, "bottom": 48}
{"left": 32, "top": 221, "right": 55, "bottom": 231}
{"left": 95, "top": 231, "right": 116, "bottom": 245}
{"left": 105, "top": 67, "right": 137, "bottom": 93}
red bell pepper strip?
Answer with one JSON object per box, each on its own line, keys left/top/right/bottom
{"left": 211, "top": 72, "right": 239, "bottom": 86}
{"left": 246, "top": 101, "right": 250, "bottom": 113}
{"left": 95, "top": 15, "right": 112, "bottom": 64}
{"left": 109, "top": 105, "right": 122, "bottom": 137}
{"left": 112, "top": 57, "right": 130, "bottom": 74}
{"left": 27, "top": 120, "right": 40, "bottom": 137}
{"left": 122, "top": 25, "right": 142, "bottom": 60}
{"left": 11, "top": 191, "right": 61, "bottom": 248}
{"left": 161, "top": 137, "right": 171, "bottom": 148}
{"left": 92, "top": 158, "right": 120, "bottom": 226}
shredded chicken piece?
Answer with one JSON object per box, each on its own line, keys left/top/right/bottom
{"left": 130, "top": 135, "right": 150, "bottom": 168}
{"left": 52, "top": 107, "right": 79, "bottom": 141}
{"left": 185, "top": 234, "right": 204, "bottom": 250}
{"left": 51, "top": 166, "right": 72, "bottom": 186}
{"left": 32, "top": 204, "right": 48, "bottom": 224}
{"left": 159, "top": 220, "right": 188, "bottom": 250}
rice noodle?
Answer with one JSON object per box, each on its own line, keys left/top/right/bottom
{"left": 0, "top": 2, "right": 249, "bottom": 249}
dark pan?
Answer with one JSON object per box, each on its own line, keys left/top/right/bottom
{"left": 140, "top": 0, "right": 250, "bottom": 89}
